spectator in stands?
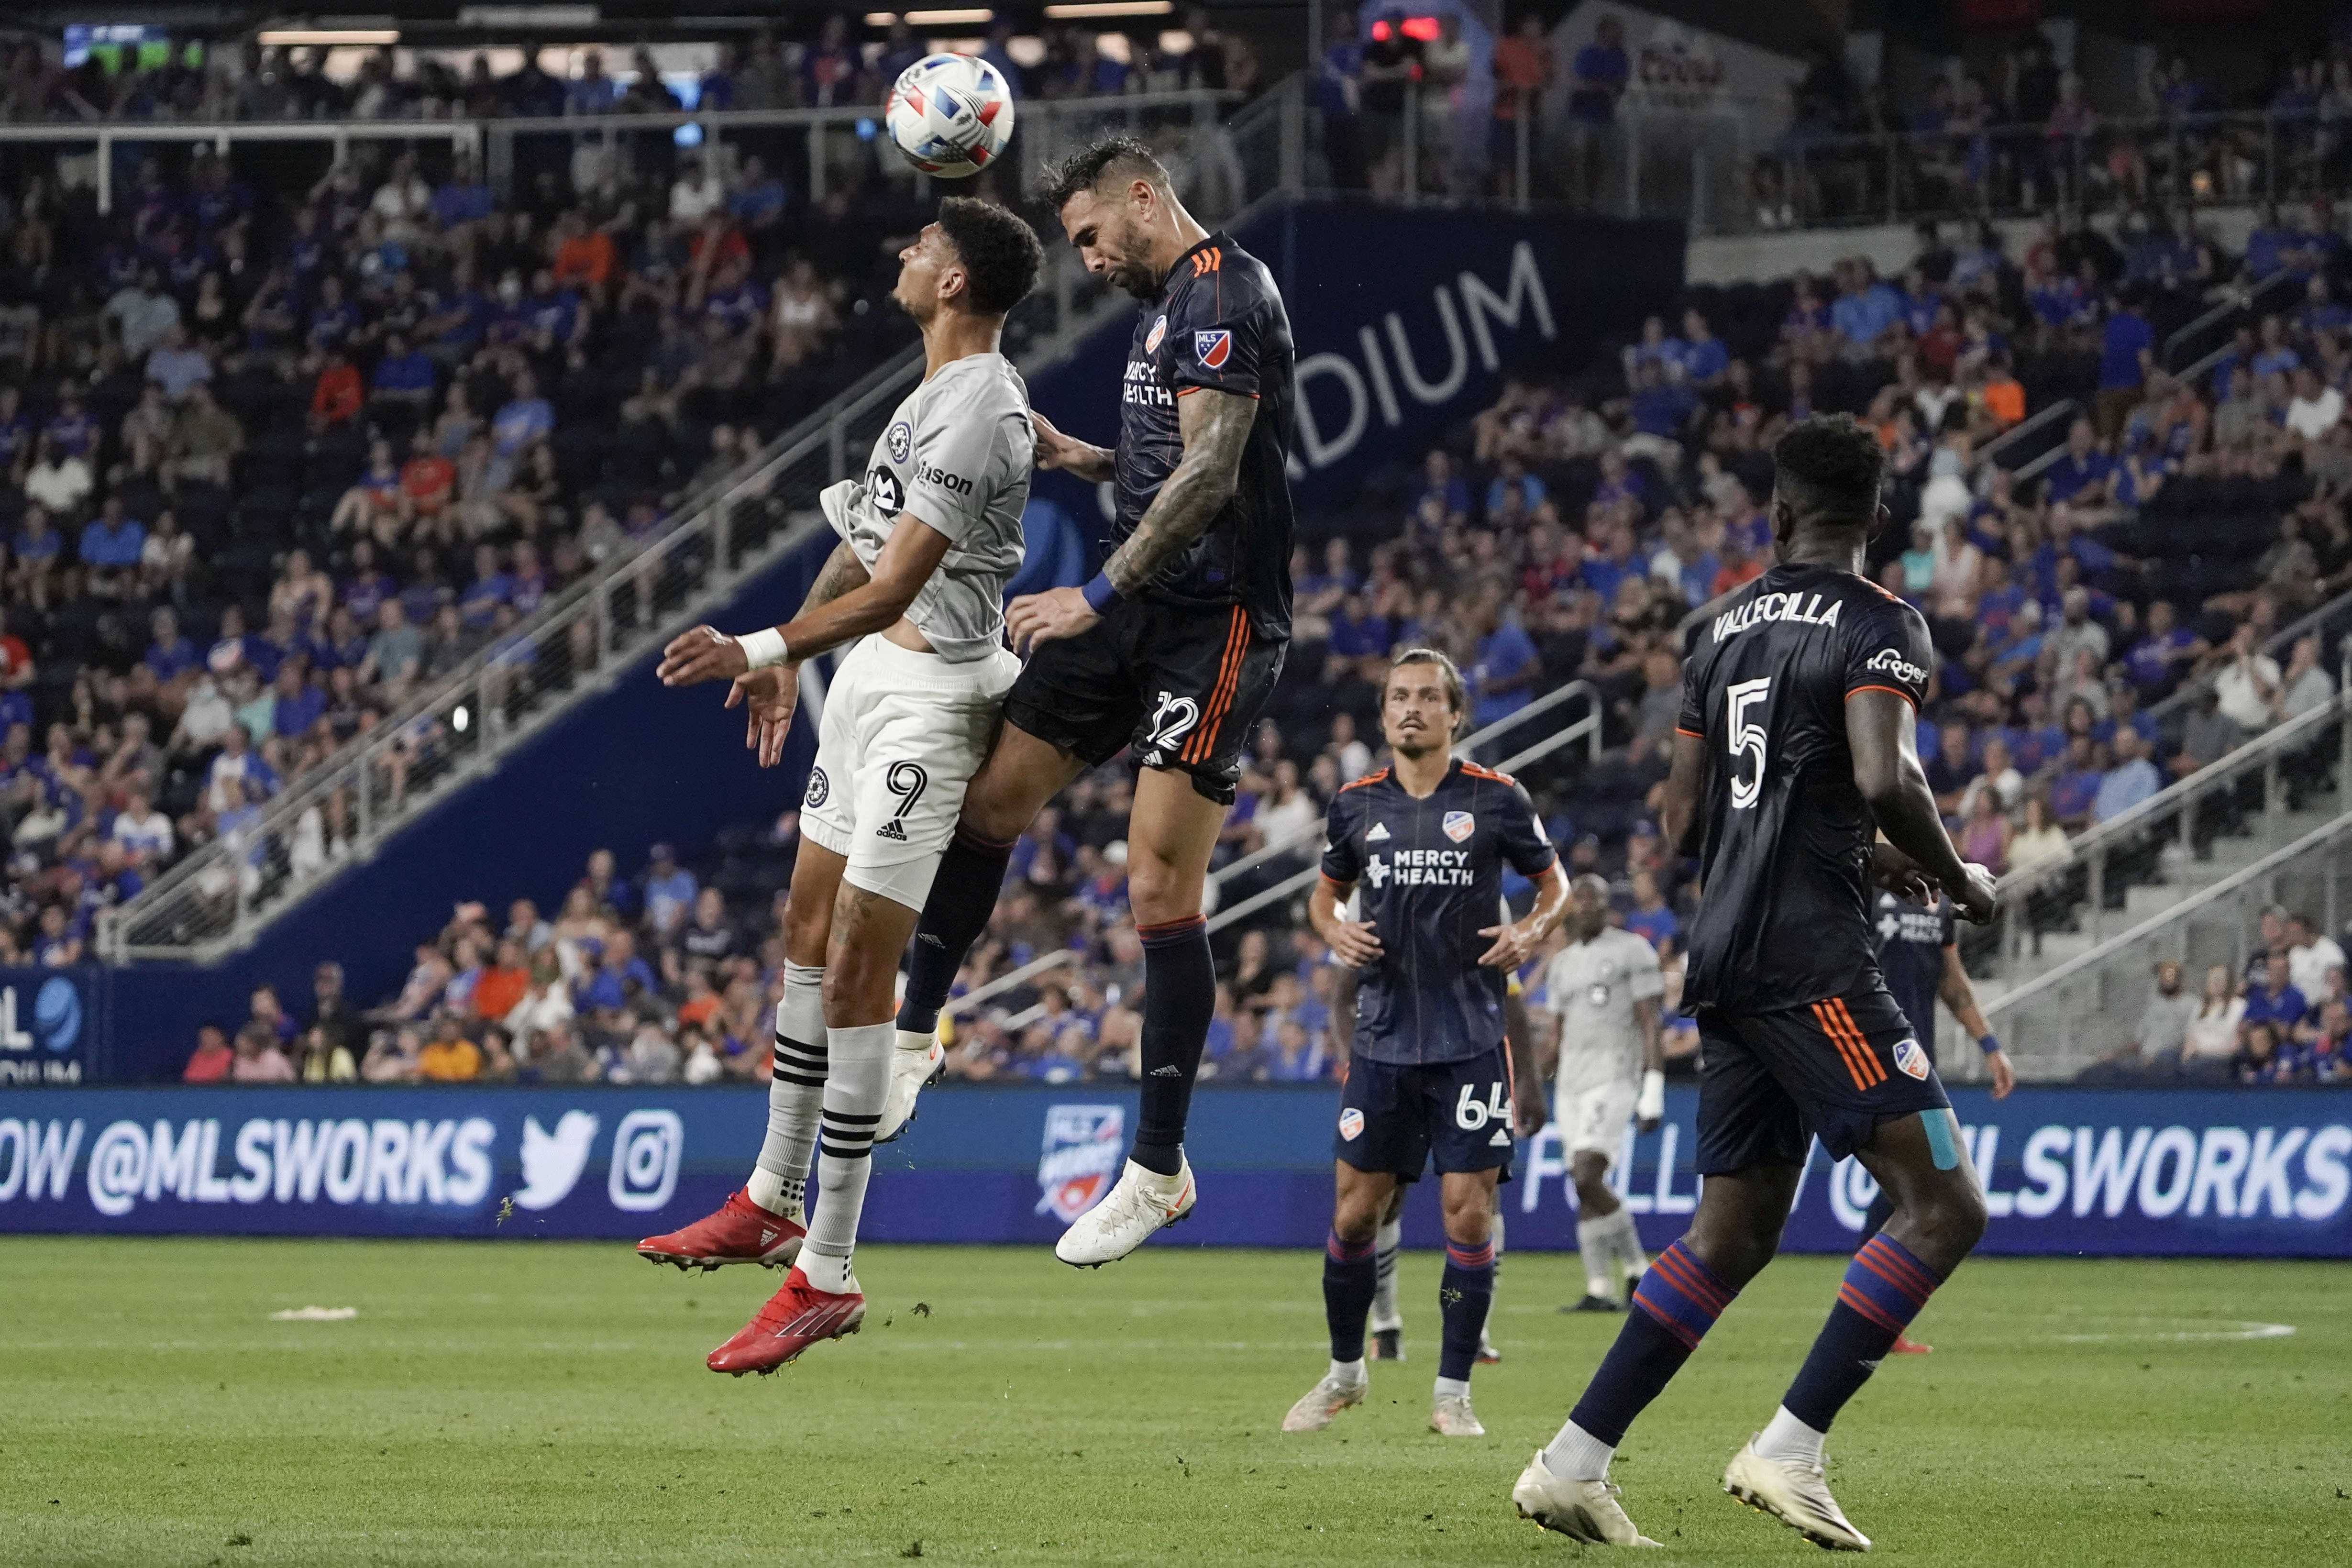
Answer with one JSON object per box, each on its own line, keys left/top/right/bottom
{"left": 2286, "top": 913, "right": 2347, "bottom": 1001}
{"left": 230, "top": 1021, "right": 296, "bottom": 1083}
{"left": 182, "top": 1025, "right": 234, "bottom": 1083}
{"left": 2213, "top": 621, "right": 2284, "bottom": 732}
{"left": 2091, "top": 726, "right": 2161, "bottom": 823}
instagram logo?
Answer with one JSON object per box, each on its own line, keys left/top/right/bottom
{"left": 607, "top": 1109, "right": 683, "bottom": 1213}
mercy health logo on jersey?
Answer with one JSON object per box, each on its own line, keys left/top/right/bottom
{"left": 0, "top": 969, "right": 89, "bottom": 1085}
{"left": 1038, "top": 1104, "right": 1125, "bottom": 1221}
{"left": 1194, "top": 329, "right": 1232, "bottom": 369}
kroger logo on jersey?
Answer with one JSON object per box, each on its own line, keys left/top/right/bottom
{"left": 1864, "top": 647, "right": 1927, "bottom": 687}
{"left": 1038, "top": 1104, "right": 1126, "bottom": 1221}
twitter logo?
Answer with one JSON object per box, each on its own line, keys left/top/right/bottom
{"left": 514, "top": 1111, "right": 599, "bottom": 1210}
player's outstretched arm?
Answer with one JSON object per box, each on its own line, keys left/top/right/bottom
{"left": 1846, "top": 687, "right": 1997, "bottom": 922}
{"left": 1030, "top": 409, "right": 1114, "bottom": 482}
{"left": 659, "top": 518, "right": 950, "bottom": 688}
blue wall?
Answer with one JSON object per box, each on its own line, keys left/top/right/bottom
{"left": 2, "top": 1086, "right": 2346, "bottom": 1258}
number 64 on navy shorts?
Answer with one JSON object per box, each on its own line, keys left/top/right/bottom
{"left": 1334, "top": 1049, "right": 1516, "bottom": 1181}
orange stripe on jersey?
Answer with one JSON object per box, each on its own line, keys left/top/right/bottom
{"left": 1828, "top": 999, "right": 1886, "bottom": 1087}
{"left": 1338, "top": 768, "right": 1391, "bottom": 793}
{"left": 1458, "top": 762, "right": 1517, "bottom": 786}
{"left": 1184, "top": 608, "right": 1248, "bottom": 763}
{"left": 1847, "top": 684, "right": 1920, "bottom": 708}
{"left": 1175, "top": 386, "right": 1258, "bottom": 398}
{"left": 1674, "top": 726, "right": 1704, "bottom": 739}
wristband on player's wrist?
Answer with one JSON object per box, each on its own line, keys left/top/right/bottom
{"left": 1976, "top": 1032, "right": 2002, "bottom": 1057}
{"left": 1080, "top": 573, "right": 1123, "bottom": 615}
{"left": 737, "top": 627, "right": 789, "bottom": 669}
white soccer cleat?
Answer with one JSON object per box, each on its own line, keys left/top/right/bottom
{"left": 1054, "top": 1156, "right": 1195, "bottom": 1268}
{"left": 1511, "top": 1451, "right": 1659, "bottom": 1546}
{"left": 1723, "top": 1437, "right": 1872, "bottom": 1551}
{"left": 1281, "top": 1371, "right": 1365, "bottom": 1433}
{"left": 873, "top": 1030, "right": 946, "bottom": 1144}
{"left": 1430, "top": 1391, "right": 1486, "bottom": 1437}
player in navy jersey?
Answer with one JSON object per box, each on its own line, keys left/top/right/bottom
{"left": 885, "top": 136, "right": 1298, "bottom": 1268}
{"left": 1281, "top": 650, "right": 1564, "bottom": 1440}
{"left": 1865, "top": 884, "right": 2013, "bottom": 1352}
{"left": 1513, "top": 417, "right": 1999, "bottom": 1551}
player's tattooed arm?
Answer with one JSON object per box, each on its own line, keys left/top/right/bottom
{"left": 797, "top": 539, "right": 873, "bottom": 622}
{"left": 1102, "top": 386, "right": 1256, "bottom": 597}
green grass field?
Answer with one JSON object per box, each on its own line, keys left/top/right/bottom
{"left": 0, "top": 1239, "right": 2345, "bottom": 1566}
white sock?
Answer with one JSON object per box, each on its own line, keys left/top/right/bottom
{"left": 1575, "top": 1215, "right": 1617, "bottom": 1298}
{"left": 1541, "top": 1419, "right": 1615, "bottom": 1481}
{"left": 1753, "top": 1404, "right": 1827, "bottom": 1468}
{"left": 1329, "top": 1357, "right": 1367, "bottom": 1386}
{"left": 1370, "top": 1214, "right": 1403, "bottom": 1331}
{"left": 1434, "top": 1375, "right": 1470, "bottom": 1401}
{"left": 748, "top": 963, "right": 825, "bottom": 1217}
{"left": 799, "top": 1020, "right": 892, "bottom": 1294}
{"left": 1604, "top": 1207, "right": 1646, "bottom": 1281}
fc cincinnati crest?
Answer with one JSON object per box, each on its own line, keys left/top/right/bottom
{"left": 886, "top": 419, "right": 913, "bottom": 464}
{"left": 803, "top": 766, "right": 829, "bottom": 809}
{"left": 1144, "top": 314, "right": 1167, "bottom": 353}
{"left": 1443, "top": 810, "right": 1475, "bottom": 843}
{"left": 1194, "top": 329, "right": 1231, "bottom": 368}
{"left": 1892, "top": 1038, "right": 1930, "bottom": 1080}
{"left": 1338, "top": 1107, "right": 1365, "bottom": 1141}
{"left": 1038, "top": 1104, "right": 1126, "bottom": 1221}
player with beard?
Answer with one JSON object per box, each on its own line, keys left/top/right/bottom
{"left": 881, "top": 136, "right": 1300, "bottom": 1268}
{"left": 635, "top": 199, "right": 1043, "bottom": 1374}
{"left": 1282, "top": 650, "right": 1563, "bottom": 1439}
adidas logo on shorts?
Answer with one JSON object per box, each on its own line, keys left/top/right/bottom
{"left": 876, "top": 820, "right": 909, "bottom": 842}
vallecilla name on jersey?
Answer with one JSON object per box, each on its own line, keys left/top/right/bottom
{"left": 1122, "top": 359, "right": 1173, "bottom": 409}
{"left": 1711, "top": 590, "right": 1843, "bottom": 644}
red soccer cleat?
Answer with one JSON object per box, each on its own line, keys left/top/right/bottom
{"left": 1890, "top": 1332, "right": 1933, "bottom": 1355}
{"left": 706, "top": 1267, "right": 867, "bottom": 1376}
{"left": 636, "top": 1189, "right": 805, "bottom": 1272}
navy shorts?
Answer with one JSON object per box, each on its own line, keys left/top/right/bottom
{"left": 1694, "top": 984, "right": 1950, "bottom": 1175}
{"left": 1335, "top": 1049, "right": 1515, "bottom": 1181}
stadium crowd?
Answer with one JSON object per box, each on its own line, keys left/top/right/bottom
{"left": 168, "top": 190, "right": 2352, "bottom": 1091}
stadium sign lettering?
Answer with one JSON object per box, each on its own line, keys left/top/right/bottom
{"left": 1292, "top": 241, "right": 1557, "bottom": 471}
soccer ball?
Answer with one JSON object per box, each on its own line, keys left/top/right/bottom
{"left": 883, "top": 53, "right": 1015, "bottom": 178}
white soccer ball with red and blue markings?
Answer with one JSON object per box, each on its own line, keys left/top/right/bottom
{"left": 884, "top": 53, "right": 1015, "bottom": 178}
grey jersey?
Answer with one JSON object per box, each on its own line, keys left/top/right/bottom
{"left": 818, "top": 352, "right": 1034, "bottom": 663}
{"left": 1544, "top": 927, "right": 1664, "bottom": 1096}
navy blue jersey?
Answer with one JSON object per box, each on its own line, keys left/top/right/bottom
{"left": 1320, "top": 760, "right": 1558, "bottom": 1065}
{"left": 1114, "top": 232, "right": 1296, "bottom": 640}
{"left": 1678, "top": 563, "right": 1936, "bottom": 1014}
{"left": 1874, "top": 890, "right": 1954, "bottom": 1059}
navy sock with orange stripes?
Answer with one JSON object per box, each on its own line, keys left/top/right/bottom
{"left": 1437, "top": 1237, "right": 1496, "bottom": 1382}
{"left": 1782, "top": 1233, "right": 1943, "bottom": 1430}
{"left": 1131, "top": 914, "right": 1214, "bottom": 1176}
{"left": 895, "top": 826, "right": 1015, "bottom": 1036}
{"left": 1323, "top": 1230, "right": 1377, "bottom": 1363}
{"left": 1565, "top": 1239, "right": 1738, "bottom": 1445}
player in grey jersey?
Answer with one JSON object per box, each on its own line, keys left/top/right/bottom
{"left": 643, "top": 198, "right": 1045, "bottom": 1376}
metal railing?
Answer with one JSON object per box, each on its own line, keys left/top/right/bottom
{"left": 0, "top": 88, "right": 1240, "bottom": 215}
{"left": 1983, "top": 810, "right": 2352, "bottom": 1078}
{"left": 1992, "top": 658, "right": 2352, "bottom": 974}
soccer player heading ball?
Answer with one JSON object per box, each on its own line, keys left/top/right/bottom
{"left": 1281, "top": 649, "right": 1564, "bottom": 1440}
{"left": 1511, "top": 416, "right": 1999, "bottom": 1551}
{"left": 887, "top": 135, "right": 1299, "bottom": 1267}
{"left": 640, "top": 197, "right": 1045, "bottom": 1374}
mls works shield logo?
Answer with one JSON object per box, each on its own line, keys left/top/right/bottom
{"left": 1892, "top": 1038, "right": 1931, "bottom": 1081}
{"left": 1038, "top": 1104, "right": 1125, "bottom": 1222}
{"left": 886, "top": 419, "right": 913, "bottom": 464}
{"left": 1193, "top": 329, "right": 1231, "bottom": 369}
{"left": 1145, "top": 314, "right": 1167, "bottom": 353}
{"left": 1443, "top": 810, "right": 1475, "bottom": 843}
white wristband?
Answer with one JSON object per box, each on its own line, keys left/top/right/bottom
{"left": 1636, "top": 1068, "right": 1666, "bottom": 1122}
{"left": 738, "top": 628, "right": 789, "bottom": 670}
